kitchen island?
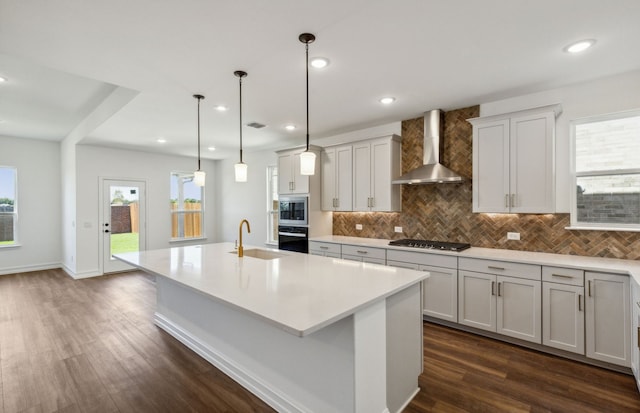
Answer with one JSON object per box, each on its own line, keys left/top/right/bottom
{"left": 116, "top": 242, "right": 428, "bottom": 413}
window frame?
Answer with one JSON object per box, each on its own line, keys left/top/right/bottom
{"left": 266, "top": 165, "right": 279, "bottom": 245}
{"left": 0, "top": 166, "right": 18, "bottom": 248}
{"left": 170, "top": 171, "right": 206, "bottom": 242}
{"left": 570, "top": 109, "right": 640, "bottom": 231}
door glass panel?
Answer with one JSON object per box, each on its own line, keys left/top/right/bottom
{"left": 109, "top": 185, "right": 140, "bottom": 258}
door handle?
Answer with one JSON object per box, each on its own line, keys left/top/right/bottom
{"left": 578, "top": 294, "right": 582, "bottom": 311}
{"left": 588, "top": 280, "right": 592, "bottom": 297}
{"left": 505, "top": 194, "right": 509, "bottom": 208}
{"left": 497, "top": 282, "right": 502, "bottom": 297}
{"left": 511, "top": 194, "right": 516, "bottom": 208}
{"left": 491, "top": 281, "right": 496, "bottom": 296}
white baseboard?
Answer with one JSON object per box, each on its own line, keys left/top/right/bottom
{"left": 62, "top": 265, "right": 102, "bottom": 279}
{"left": 0, "top": 262, "right": 61, "bottom": 276}
{"left": 154, "top": 312, "right": 303, "bottom": 413}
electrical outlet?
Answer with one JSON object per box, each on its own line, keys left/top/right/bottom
{"left": 355, "top": 224, "right": 363, "bottom": 230}
{"left": 394, "top": 226, "right": 403, "bottom": 233}
{"left": 507, "top": 232, "right": 521, "bottom": 241}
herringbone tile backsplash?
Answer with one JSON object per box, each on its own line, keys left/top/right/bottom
{"left": 333, "top": 106, "right": 640, "bottom": 260}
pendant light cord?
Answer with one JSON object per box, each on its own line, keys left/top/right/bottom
{"left": 305, "top": 41, "right": 310, "bottom": 152}
{"left": 239, "top": 75, "right": 243, "bottom": 163}
{"left": 196, "top": 96, "right": 202, "bottom": 171}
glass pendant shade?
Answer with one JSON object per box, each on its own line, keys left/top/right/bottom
{"left": 299, "top": 150, "right": 316, "bottom": 175}
{"left": 194, "top": 170, "right": 206, "bottom": 187}
{"left": 234, "top": 162, "right": 248, "bottom": 182}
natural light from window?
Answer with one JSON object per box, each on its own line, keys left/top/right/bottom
{"left": 170, "top": 172, "right": 204, "bottom": 240}
{"left": 0, "top": 166, "right": 17, "bottom": 246}
{"left": 572, "top": 111, "right": 640, "bottom": 229}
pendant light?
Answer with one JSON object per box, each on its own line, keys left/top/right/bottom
{"left": 193, "top": 94, "right": 206, "bottom": 187}
{"left": 234, "top": 70, "right": 248, "bottom": 182}
{"left": 299, "top": 33, "right": 316, "bottom": 176}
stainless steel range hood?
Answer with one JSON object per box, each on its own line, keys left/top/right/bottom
{"left": 392, "top": 109, "right": 464, "bottom": 184}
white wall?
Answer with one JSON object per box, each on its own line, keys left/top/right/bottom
{"left": 0, "top": 136, "right": 61, "bottom": 274}
{"left": 74, "top": 145, "right": 216, "bottom": 277}
{"left": 480, "top": 69, "right": 640, "bottom": 212}
{"left": 215, "top": 149, "right": 277, "bottom": 248}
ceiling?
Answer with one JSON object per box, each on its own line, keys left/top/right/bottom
{"left": 1, "top": 0, "right": 640, "bottom": 161}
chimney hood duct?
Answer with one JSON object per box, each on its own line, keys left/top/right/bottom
{"left": 392, "top": 109, "right": 464, "bottom": 184}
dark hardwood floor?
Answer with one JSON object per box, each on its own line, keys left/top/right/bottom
{"left": 1, "top": 269, "right": 639, "bottom": 412}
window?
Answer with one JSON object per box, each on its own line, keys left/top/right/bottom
{"left": 0, "top": 166, "right": 17, "bottom": 246}
{"left": 571, "top": 110, "right": 640, "bottom": 230}
{"left": 170, "top": 172, "right": 204, "bottom": 240}
{"left": 267, "top": 165, "right": 278, "bottom": 244}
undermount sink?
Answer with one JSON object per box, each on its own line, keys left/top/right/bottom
{"left": 229, "top": 248, "right": 288, "bottom": 260}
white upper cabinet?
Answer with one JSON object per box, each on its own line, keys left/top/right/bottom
{"left": 321, "top": 135, "right": 401, "bottom": 212}
{"left": 321, "top": 145, "right": 353, "bottom": 211}
{"left": 278, "top": 148, "right": 314, "bottom": 194}
{"left": 469, "top": 105, "right": 560, "bottom": 213}
{"left": 352, "top": 136, "right": 402, "bottom": 212}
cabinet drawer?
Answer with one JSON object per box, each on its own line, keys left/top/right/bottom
{"left": 309, "top": 241, "right": 341, "bottom": 255}
{"left": 386, "top": 249, "right": 457, "bottom": 269}
{"left": 341, "top": 244, "right": 386, "bottom": 260}
{"left": 542, "top": 266, "right": 584, "bottom": 286}
{"left": 459, "top": 257, "right": 540, "bottom": 280}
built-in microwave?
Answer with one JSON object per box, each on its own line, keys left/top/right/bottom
{"left": 279, "top": 196, "right": 308, "bottom": 226}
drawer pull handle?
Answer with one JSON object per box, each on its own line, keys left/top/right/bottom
{"left": 638, "top": 327, "right": 640, "bottom": 349}
{"left": 498, "top": 282, "right": 502, "bottom": 297}
{"left": 491, "top": 281, "right": 496, "bottom": 296}
{"left": 320, "top": 246, "right": 328, "bottom": 250}
{"left": 505, "top": 194, "right": 509, "bottom": 208}
{"left": 551, "top": 273, "right": 573, "bottom": 279}
{"left": 356, "top": 250, "right": 368, "bottom": 254}
{"left": 578, "top": 294, "right": 582, "bottom": 311}
{"left": 488, "top": 266, "right": 505, "bottom": 271}
{"left": 588, "top": 280, "right": 592, "bottom": 297}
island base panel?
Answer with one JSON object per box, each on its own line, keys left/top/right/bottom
{"left": 153, "top": 277, "right": 421, "bottom": 413}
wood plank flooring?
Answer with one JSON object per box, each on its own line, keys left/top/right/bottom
{"left": 1, "top": 269, "right": 640, "bottom": 412}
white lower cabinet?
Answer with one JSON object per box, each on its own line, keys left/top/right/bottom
{"left": 631, "top": 278, "right": 640, "bottom": 391}
{"left": 308, "top": 241, "right": 341, "bottom": 258}
{"left": 543, "top": 282, "right": 585, "bottom": 354}
{"left": 341, "top": 244, "right": 386, "bottom": 265}
{"left": 458, "top": 257, "right": 541, "bottom": 344}
{"left": 585, "top": 271, "right": 631, "bottom": 367}
{"left": 542, "top": 266, "right": 585, "bottom": 354}
{"left": 387, "top": 250, "right": 458, "bottom": 323}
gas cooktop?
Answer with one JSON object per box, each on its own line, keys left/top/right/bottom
{"left": 388, "top": 239, "right": 471, "bottom": 252}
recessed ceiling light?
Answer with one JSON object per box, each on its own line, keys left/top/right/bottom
{"left": 156, "top": 138, "right": 167, "bottom": 143}
{"left": 0, "top": 76, "right": 6, "bottom": 83}
{"left": 285, "top": 124, "right": 296, "bottom": 131}
{"left": 310, "top": 57, "right": 329, "bottom": 69}
{"left": 215, "top": 105, "right": 228, "bottom": 112}
{"left": 208, "top": 146, "right": 216, "bottom": 151}
{"left": 379, "top": 97, "right": 396, "bottom": 105}
{"left": 564, "top": 39, "right": 596, "bottom": 53}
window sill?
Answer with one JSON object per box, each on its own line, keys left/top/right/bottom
{"left": 169, "top": 237, "right": 208, "bottom": 244}
{"left": 565, "top": 226, "right": 640, "bottom": 233}
{"left": 0, "top": 243, "right": 21, "bottom": 249}
{"left": 264, "top": 241, "right": 278, "bottom": 247}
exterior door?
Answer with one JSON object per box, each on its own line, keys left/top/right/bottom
{"left": 102, "top": 179, "right": 146, "bottom": 273}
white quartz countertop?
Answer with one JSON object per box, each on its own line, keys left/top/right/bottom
{"left": 310, "top": 235, "right": 640, "bottom": 284}
{"left": 115, "top": 242, "right": 427, "bottom": 337}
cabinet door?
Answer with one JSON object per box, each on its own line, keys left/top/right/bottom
{"left": 585, "top": 272, "right": 631, "bottom": 367}
{"left": 458, "top": 271, "right": 496, "bottom": 332}
{"left": 510, "top": 112, "right": 554, "bottom": 213}
{"left": 335, "top": 145, "right": 353, "bottom": 211}
{"left": 421, "top": 265, "right": 457, "bottom": 323}
{"left": 632, "top": 279, "right": 640, "bottom": 390}
{"left": 278, "top": 153, "right": 293, "bottom": 194}
{"left": 353, "top": 142, "right": 372, "bottom": 211}
{"left": 543, "top": 282, "right": 584, "bottom": 354}
{"left": 321, "top": 148, "right": 336, "bottom": 210}
{"left": 371, "top": 139, "right": 390, "bottom": 211}
{"left": 496, "top": 276, "right": 541, "bottom": 343}
{"left": 472, "top": 119, "right": 510, "bottom": 213}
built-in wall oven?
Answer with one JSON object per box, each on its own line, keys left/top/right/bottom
{"left": 278, "top": 196, "right": 309, "bottom": 253}
{"left": 278, "top": 226, "right": 308, "bottom": 253}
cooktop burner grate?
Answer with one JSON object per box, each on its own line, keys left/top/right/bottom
{"left": 388, "top": 238, "right": 471, "bottom": 252}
